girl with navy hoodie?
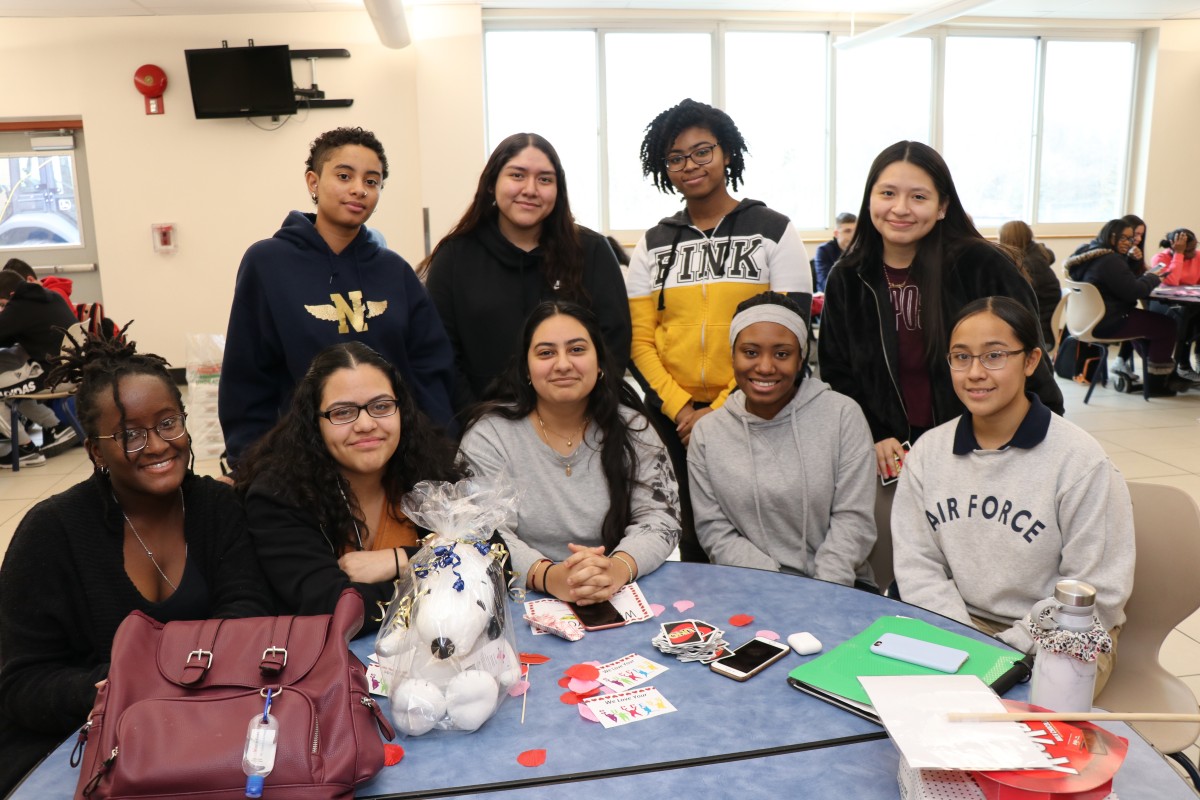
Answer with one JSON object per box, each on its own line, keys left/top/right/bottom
{"left": 220, "top": 127, "right": 456, "bottom": 462}
{"left": 688, "top": 292, "right": 877, "bottom": 586}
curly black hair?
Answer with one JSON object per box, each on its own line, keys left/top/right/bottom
{"left": 305, "top": 126, "right": 389, "bottom": 181}
{"left": 639, "top": 98, "right": 748, "bottom": 195}
{"left": 46, "top": 323, "right": 186, "bottom": 468}
{"left": 235, "top": 342, "right": 465, "bottom": 555}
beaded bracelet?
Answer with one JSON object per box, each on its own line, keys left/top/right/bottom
{"left": 611, "top": 552, "right": 635, "bottom": 586}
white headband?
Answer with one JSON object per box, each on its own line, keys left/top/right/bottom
{"left": 729, "top": 304, "right": 809, "bottom": 360}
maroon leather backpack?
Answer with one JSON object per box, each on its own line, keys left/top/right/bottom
{"left": 72, "top": 589, "right": 394, "bottom": 799}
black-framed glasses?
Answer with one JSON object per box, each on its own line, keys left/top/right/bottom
{"left": 318, "top": 398, "right": 399, "bottom": 425}
{"left": 947, "top": 349, "right": 1027, "bottom": 371}
{"left": 1117, "top": 235, "right": 1135, "bottom": 244}
{"left": 93, "top": 413, "right": 188, "bottom": 453}
{"left": 664, "top": 145, "right": 716, "bottom": 172}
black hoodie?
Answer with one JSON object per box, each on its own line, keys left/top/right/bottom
{"left": 0, "top": 280, "right": 78, "bottom": 364}
{"left": 425, "top": 217, "right": 631, "bottom": 412}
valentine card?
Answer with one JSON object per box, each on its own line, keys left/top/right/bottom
{"left": 582, "top": 685, "right": 677, "bottom": 729}
{"left": 597, "top": 653, "right": 669, "bottom": 691}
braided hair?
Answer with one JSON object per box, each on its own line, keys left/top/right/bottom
{"left": 47, "top": 323, "right": 187, "bottom": 468}
{"left": 638, "top": 98, "right": 749, "bottom": 195}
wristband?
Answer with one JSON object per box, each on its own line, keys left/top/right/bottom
{"left": 611, "top": 552, "right": 635, "bottom": 586}
{"left": 541, "top": 562, "right": 555, "bottom": 594}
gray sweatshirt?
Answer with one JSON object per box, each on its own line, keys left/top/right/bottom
{"left": 459, "top": 407, "right": 681, "bottom": 582}
{"left": 687, "top": 378, "right": 878, "bottom": 585}
{"left": 892, "top": 397, "right": 1134, "bottom": 653}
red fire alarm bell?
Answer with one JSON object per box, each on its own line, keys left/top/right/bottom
{"left": 134, "top": 64, "right": 168, "bottom": 115}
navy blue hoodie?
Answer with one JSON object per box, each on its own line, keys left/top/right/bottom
{"left": 220, "top": 211, "right": 455, "bottom": 461}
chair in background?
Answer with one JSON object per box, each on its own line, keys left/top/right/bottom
{"left": 1095, "top": 481, "right": 1200, "bottom": 789}
{"left": 1063, "top": 280, "right": 1141, "bottom": 403}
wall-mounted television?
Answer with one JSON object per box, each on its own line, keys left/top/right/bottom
{"left": 184, "top": 45, "right": 298, "bottom": 119}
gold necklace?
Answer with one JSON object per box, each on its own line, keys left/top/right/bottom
{"left": 535, "top": 412, "right": 588, "bottom": 476}
{"left": 883, "top": 265, "right": 910, "bottom": 291}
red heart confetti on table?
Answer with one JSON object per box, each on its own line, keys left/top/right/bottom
{"left": 383, "top": 744, "right": 405, "bottom": 766}
{"left": 576, "top": 685, "right": 602, "bottom": 699}
{"left": 729, "top": 614, "right": 755, "bottom": 627}
{"left": 567, "top": 677, "right": 600, "bottom": 694}
{"left": 519, "top": 652, "right": 550, "bottom": 665}
{"left": 517, "top": 749, "right": 547, "bottom": 768}
{"left": 558, "top": 676, "right": 571, "bottom": 688}
{"left": 560, "top": 691, "right": 582, "bottom": 704}
{"left": 565, "top": 663, "right": 601, "bottom": 681}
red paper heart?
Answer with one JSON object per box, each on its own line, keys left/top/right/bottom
{"left": 729, "top": 613, "right": 755, "bottom": 627}
{"left": 565, "top": 663, "right": 601, "bottom": 681}
{"left": 519, "top": 652, "right": 551, "bottom": 665}
{"left": 558, "top": 676, "right": 571, "bottom": 688}
{"left": 560, "top": 691, "right": 581, "bottom": 704}
{"left": 517, "top": 749, "right": 547, "bottom": 768}
{"left": 576, "top": 686, "right": 602, "bottom": 699}
{"left": 383, "top": 744, "right": 405, "bottom": 766}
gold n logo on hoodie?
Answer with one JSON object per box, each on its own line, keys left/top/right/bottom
{"left": 304, "top": 291, "right": 389, "bottom": 333}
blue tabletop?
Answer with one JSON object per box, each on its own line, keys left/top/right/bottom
{"left": 13, "top": 562, "right": 1035, "bottom": 799}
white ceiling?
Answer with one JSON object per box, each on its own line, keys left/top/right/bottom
{"left": 1, "top": 0, "right": 1199, "bottom": 21}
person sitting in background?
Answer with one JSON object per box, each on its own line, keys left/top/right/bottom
{"left": 688, "top": 292, "right": 877, "bottom": 586}
{"left": 237, "top": 342, "right": 498, "bottom": 632}
{"left": 1064, "top": 219, "right": 1180, "bottom": 397}
{"left": 0, "top": 270, "right": 81, "bottom": 465}
{"left": 422, "top": 132, "right": 630, "bottom": 416}
{"left": 460, "top": 301, "right": 680, "bottom": 606}
{"left": 220, "top": 126, "right": 455, "bottom": 466}
{"left": 0, "top": 331, "right": 272, "bottom": 796}
{"left": 1122, "top": 213, "right": 1148, "bottom": 276}
{"left": 998, "top": 220, "right": 1061, "bottom": 348}
{"left": 2, "top": 257, "right": 73, "bottom": 306}
{"left": 893, "top": 296, "right": 1133, "bottom": 695}
{"left": 1148, "top": 228, "right": 1200, "bottom": 380}
{"left": 813, "top": 212, "right": 857, "bottom": 293}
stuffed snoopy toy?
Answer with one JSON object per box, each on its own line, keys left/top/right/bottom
{"left": 377, "top": 537, "right": 520, "bottom": 735}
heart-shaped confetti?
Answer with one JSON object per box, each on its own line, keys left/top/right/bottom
{"left": 672, "top": 600, "right": 695, "bottom": 612}
{"left": 557, "top": 676, "right": 571, "bottom": 689}
{"left": 519, "top": 652, "right": 550, "bottom": 665}
{"left": 729, "top": 613, "right": 755, "bottom": 627}
{"left": 650, "top": 603, "right": 666, "bottom": 617}
{"left": 567, "top": 677, "right": 600, "bottom": 694}
{"left": 383, "top": 744, "right": 405, "bottom": 766}
{"left": 565, "top": 663, "right": 601, "bottom": 681}
{"left": 517, "top": 749, "right": 547, "bottom": 767}
{"left": 507, "top": 679, "right": 531, "bottom": 697}
{"left": 560, "top": 691, "right": 582, "bottom": 704}
{"left": 578, "top": 703, "right": 599, "bottom": 722}
{"left": 755, "top": 630, "right": 780, "bottom": 641}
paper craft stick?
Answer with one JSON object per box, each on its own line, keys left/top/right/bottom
{"left": 948, "top": 711, "right": 1200, "bottom": 723}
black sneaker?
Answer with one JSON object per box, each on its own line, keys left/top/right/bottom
{"left": 41, "top": 422, "right": 79, "bottom": 456}
{"left": 0, "top": 443, "right": 47, "bottom": 469}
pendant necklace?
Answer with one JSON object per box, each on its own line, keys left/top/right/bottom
{"left": 883, "top": 264, "right": 910, "bottom": 291}
{"left": 122, "top": 488, "right": 187, "bottom": 592}
{"left": 536, "top": 411, "right": 588, "bottom": 477}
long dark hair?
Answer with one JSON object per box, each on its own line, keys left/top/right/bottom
{"left": 420, "top": 133, "right": 585, "bottom": 301}
{"left": 236, "top": 342, "right": 465, "bottom": 554}
{"left": 463, "top": 301, "right": 647, "bottom": 552}
{"left": 48, "top": 323, "right": 188, "bottom": 471}
{"left": 839, "top": 141, "right": 1007, "bottom": 362}
{"left": 1098, "top": 218, "right": 1130, "bottom": 250}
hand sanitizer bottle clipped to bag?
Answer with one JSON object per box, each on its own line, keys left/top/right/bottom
{"left": 242, "top": 694, "right": 279, "bottom": 799}
{"left": 1030, "top": 579, "right": 1098, "bottom": 713}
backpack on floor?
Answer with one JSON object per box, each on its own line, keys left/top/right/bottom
{"left": 1053, "top": 334, "right": 1101, "bottom": 384}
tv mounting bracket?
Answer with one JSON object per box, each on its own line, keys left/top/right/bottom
{"left": 289, "top": 48, "right": 354, "bottom": 110}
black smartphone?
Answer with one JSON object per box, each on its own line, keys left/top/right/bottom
{"left": 709, "top": 636, "right": 791, "bottom": 681}
{"left": 568, "top": 600, "right": 625, "bottom": 631}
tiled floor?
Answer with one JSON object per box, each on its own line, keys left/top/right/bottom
{"left": 2, "top": 376, "right": 1200, "bottom": 782}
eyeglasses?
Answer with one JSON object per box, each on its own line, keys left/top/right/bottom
{"left": 664, "top": 145, "right": 716, "bottom": 172}
{"left": 318, "top": 398, "right": 399, "bottom": 425}
{"left": 947, "top": 349, "right": 1027, "bottom": 371}
{"left": 1117, "top": 235, "right": 1134, "bottom": 244}
{"left": 93, "top": 413, "right": 188, "bottom": 453}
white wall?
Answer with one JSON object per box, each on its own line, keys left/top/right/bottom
{"left": 2, "top": 8, "right": 1198, "bottom": 364}
{"left": 0, "top": 7, "right": 483, "bottom": 366}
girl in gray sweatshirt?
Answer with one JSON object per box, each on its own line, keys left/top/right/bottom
{"left": 688, "top": 292, "right": 878, "bottom": 585}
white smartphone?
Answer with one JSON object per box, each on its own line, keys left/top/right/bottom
{"left": 870, "top": 633, "right": 968, "bottom": 673}
{"left": 709, "top": 636, "right": 791, "bottom": 682}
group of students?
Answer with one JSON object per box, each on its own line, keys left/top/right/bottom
{"left": 0, "top": 98, "right": 1137, "bottom": 794}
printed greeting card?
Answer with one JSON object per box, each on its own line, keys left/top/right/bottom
{"left": 597, "top": 653, "right": 669, "bottom": 691}
{"left": 582, "top": 685, "right": 677, "bottom": 729}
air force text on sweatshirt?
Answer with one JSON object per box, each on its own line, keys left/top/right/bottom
{"left": 892, "top": 394, "right": 1134, "bottom": 653}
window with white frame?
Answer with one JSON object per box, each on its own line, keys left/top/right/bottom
{"left": 482, "top": 21, "right": 1139, "bottom": 234}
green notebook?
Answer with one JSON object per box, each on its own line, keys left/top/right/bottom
{"left": 787, "top": 615, "right": 1031, "bottom": 722}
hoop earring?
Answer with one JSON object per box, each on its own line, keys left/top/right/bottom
{"left": 311, "top": 193, "right": 318, "bottom": 204}
{"left": 598, "top": 369, "right": 605, "bottom": 380}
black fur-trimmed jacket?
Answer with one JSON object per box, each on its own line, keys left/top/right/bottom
{"left": 818, "top": 240, "right": 1065, "bottom": 445}
{"left": 1064, "top": 243, "right": 1161, "bottom": 330}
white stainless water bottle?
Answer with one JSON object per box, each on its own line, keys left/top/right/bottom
{"left": 1030, "top": 579, "right": 1098, "bottom": 713}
